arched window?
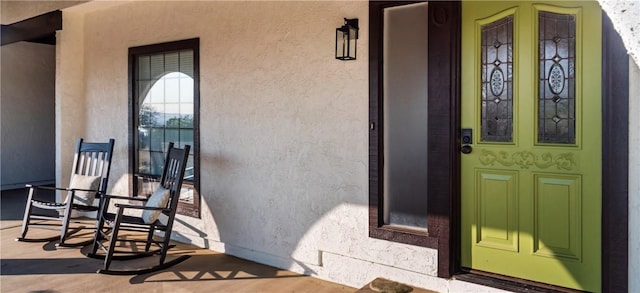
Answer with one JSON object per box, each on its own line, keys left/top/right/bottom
{"left": 138, "top": 72, "right": 194, "bottom": 176}
{"left": 130, "top": 39, "right": 200, "bottom": 218}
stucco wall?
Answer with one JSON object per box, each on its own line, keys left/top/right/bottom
{"left": 599, "top": 0, "right": 640, "bottom": 65}
{"left": 1, "top": 42, "right": 56, "bottom": 190}
{"left": 53, "top": 1, "right": 637, "bottom": 291}
{"left": 55, "top": 10, "right": 88, "bottom": 194}
{"left": 56, "top": 1, "right": 478, "bottom": 290}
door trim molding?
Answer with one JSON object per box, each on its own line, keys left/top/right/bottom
{"left": 368, "top": 1, "right": 461, "bottom": 278}
{"left": 600, "top": 11, "right": 629, "bottom": 293}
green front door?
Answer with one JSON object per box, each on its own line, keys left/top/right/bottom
{"left": 460, "top": 1, "right": 602, "bottom": 291}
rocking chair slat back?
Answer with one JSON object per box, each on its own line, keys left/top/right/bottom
{"left": 89, "top": 142, "right": 191, "bottom": 275}
{"left": 19, "top": 138, "right": 116, "bottom": 246}
{"left": 159, "top": 142, "right": 189, "bottom": 218}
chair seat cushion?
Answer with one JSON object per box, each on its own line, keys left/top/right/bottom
{"left": 141, "top": 187, "right": 170, "bottom": 224}
{"left": 69, "top": 174, "right": 101, "bottom": 206}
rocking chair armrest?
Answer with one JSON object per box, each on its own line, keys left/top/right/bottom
{"left": 114, "top": 203, "right": 169, "bottom": 212}
{"left": 102, "top": 194, "right": 148, "bottom": 202}
{"left": 25, "top": 184, "right": 98, "bottom": 194}
{"left": 25, "top": 184, "right": 72, "bottom": 192}
{"left": 68, "top": 187, "right": 99, "bottom": 193}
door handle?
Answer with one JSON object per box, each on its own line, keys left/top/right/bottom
{"left": 461, "top": 128, "right": 473, "bottom": 154}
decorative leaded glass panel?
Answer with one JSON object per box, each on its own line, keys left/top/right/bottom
{"left": 538, "top": 11, "right": 576, "bottom": 144}
{"left": 481, "top": 16, "right": 513, "bottom": 142}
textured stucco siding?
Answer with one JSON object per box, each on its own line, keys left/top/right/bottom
{"left": 56, "top": 1, "right": 457, "bottom": 290}
{"left": 55, "top": 10, "right": 88, "bottom": 196}
{"left": 51, "top": 0, "right": 639, "bottom": 291}
{"left": 599, "top": 0, "right": 640, "bottom": 65}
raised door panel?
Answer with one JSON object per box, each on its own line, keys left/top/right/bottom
{"left": 533, "top": 174, "right": 582, "bottom": 261}
{"left": 476, "top": 170, "right": 518, "bottom": 251}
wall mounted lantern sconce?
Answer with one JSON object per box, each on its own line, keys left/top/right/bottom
{"left": 335, "top": 18, "right": 359, "bottom": 61}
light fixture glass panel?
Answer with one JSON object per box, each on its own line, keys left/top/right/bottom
{"left": 335, "top": 19, "right": 357, "bottom": 60}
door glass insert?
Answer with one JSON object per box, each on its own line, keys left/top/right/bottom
{"left": 382, "top": 2, "right": 429, "bottom": 230}
{"left": 481, "top": 15, "right": 514, "bottom": 142}
{"left": 538, "top": 11, "right": 576, "bottom": 144}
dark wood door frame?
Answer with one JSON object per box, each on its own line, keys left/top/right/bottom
{"left": 600, "top": 11, "right": 629, "bottom": 293}
{"left": 368, "top": 1, "right": 460, "bottom": 278}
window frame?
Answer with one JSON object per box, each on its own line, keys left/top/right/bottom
{"left": 128, "top": 38, "right": 201, "bottom": 218}
{"left": 368, "top": 1, "right": 460, "bottom": 278}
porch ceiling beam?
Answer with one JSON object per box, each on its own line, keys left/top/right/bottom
{"left": 1, "top": 10, "right": 62, "bottom": 46}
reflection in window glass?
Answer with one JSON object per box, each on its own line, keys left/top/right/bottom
{"left": 133, "top": 47, "right": 198, "bottom": 214}
{"left": 137, "top": 55, "right": 194, "bottom": 178}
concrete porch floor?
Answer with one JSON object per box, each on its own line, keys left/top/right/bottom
{"left": 0, "top": 188, "right": 355, "bottom": 293}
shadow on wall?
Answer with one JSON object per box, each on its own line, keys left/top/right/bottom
{"left": 0, "top": 143, "right": 598, "bottom": 291}
{"left": 179, "top": 146, "right": 599, "bottom": 292}
{"left": 170, "top": 147, "right": 367, "bottom": 275}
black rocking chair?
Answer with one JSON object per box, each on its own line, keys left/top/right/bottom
{"left": 88, "top": 142, "right": 191, "bottom": 275}
{"left": 18, "top": 138, "right": 115, "bottom": 246}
